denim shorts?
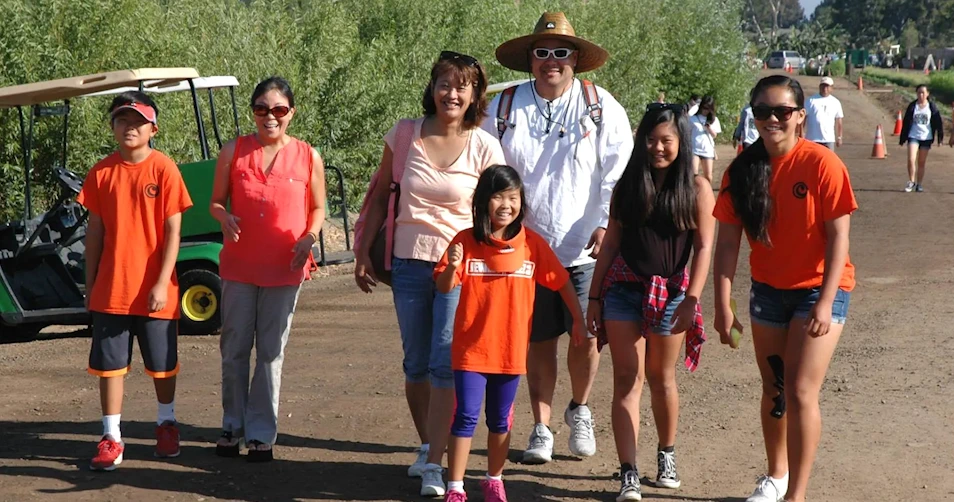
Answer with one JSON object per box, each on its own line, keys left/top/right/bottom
{"left": 391, "top": 258, "right": 460, "bottom": 388}
{"left": 602, "top": 282, "right": 686, "bottom": 336}
{"left": 749, "top": 280, "right": 850, "bottom": 329}
{"left": 530, "top": 262, "right": 593, "bottom": 342}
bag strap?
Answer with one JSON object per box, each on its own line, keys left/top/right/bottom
{"left": 382, "top": 118, "right": 416, "bottom": 272}
{"left": 495, "top": 86, "right": 518, "bottom": 140}
{"left": 581, "top": 79, "right": 602, "bottom": 127}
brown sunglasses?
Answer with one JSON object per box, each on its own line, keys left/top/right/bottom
{"left": 251, "top": 104, "right": 291, "bottom": 118}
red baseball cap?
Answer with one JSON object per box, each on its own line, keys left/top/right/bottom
{"left": 110, "top": 101, "right": 157, "bottom": 124}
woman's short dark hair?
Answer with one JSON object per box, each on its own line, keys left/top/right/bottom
{"left": 915, "top": 83, "right": 928, "bottom": 93}
{"left": 422, "top": 54, "right": 489, "bottom": 130}
{"left": 611, "top": 104, "right": 696, "bottom": 232}
{"left": 472, "top": 165, "right": 525, "bottom": 245}
{"left": 251, "top": 77, "right": 295, "bottom": 108}
{"left": 726, "top": 75, "right": 805, "bottom": 245}
{"left": 108, "top": 91, "right": 159, "bottom": 120}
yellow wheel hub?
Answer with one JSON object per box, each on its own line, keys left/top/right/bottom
{"left": 181, "top": 285, "right": 217, "bottom": 322}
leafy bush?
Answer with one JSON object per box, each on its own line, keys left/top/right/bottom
{"left": 828, "top": 60, "right": 846, "bottom": 77}
{"left": 929, "top": 70, "right": 954, "bottom": 105}
{"left": 0, "top": 0, "right": 755, "bottom": 217}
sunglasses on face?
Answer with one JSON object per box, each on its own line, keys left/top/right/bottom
{"left": 752, "top": 105, "right": 801, "bottom": 121}
{"left": 439, "top": 51, "right": 480, "bottom": 68}
{"left": 646, "top": 102, "right": 684, "bottom": 114}
{"left": 532, "top": 47, "right": 575, "bottom": 60}
{"left": 251, "top": 104, "right": 291, "bottom": 118}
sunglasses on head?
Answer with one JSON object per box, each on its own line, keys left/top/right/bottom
{"left": 532, "top": 47, "right": 575, "bottom": 60}
{"left": 752, "top": 105, "right": 801, "bottom": 121}
{"left": 646, "top": 102, "right": 684, "bottom": 114}
{"left": 251, "top": 104, "right": 291, "bottom": 118}
{"left": 439, "top": 51, "right": 480, "bottom": 68}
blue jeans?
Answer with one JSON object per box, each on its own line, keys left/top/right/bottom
{"left": 602, "top": 282, "right": 686, "bottom": 335}
{"left": 391, "top": 258, "right": 460, "bottom": 388}
{"left": 749, "top": 279, "right": 850, "bottom": 329}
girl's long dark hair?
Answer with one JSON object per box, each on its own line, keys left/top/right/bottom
{"left": 696, "top": 95, "right": 716, "bottom": 124}
{"left": 472, "top": 165, "right": 526, "bottom": 245}
{"left": 611, "top": 105, "right": 696, "bottom": 232}
{"left": 726, "top": 75, "right": 805, "bottom": 245}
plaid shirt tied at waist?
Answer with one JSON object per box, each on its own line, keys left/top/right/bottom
{"left": 598, "top": 254, "right": 707, "bottom": 372}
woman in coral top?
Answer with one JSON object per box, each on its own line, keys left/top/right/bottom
{"left": 353, "top": 51, "right": 504, "bottom": 497}
{"left": 209, "top": 77, "right": 326, "bottom": 462}
{"left": 713, "top": 75, "right": 857, "bottom": 502}
{"left": 434, "top": 165, "right": 584, "bottom": 502}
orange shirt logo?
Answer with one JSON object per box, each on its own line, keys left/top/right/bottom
{"left": 465, "top": 258, "right": 536, "bottom": 278}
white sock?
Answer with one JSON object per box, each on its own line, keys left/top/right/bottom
{"left": 103, "top": 414, "right": 121, "bottom": 441}
{"left": 771, "top": 472, "right": 790, "bottom": 490}
{"left": 157, "top": 400, "right": 176, "bottom": 425}
{"left": 447, "top": 481, "right": 465, "bottom": 493}
{"left": 486, "top": 473, "right": 502, "bottom": 481}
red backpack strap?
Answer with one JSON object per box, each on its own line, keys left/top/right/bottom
{"left": 581, "top": 79, "right": 602, "bottom": 127}
{"left": 495, "top": 86, "right": 518, "bottom": 140}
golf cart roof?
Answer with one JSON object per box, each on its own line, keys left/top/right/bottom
{"left": 0, "top": 68, "right": 201, "bottom": 107}
{"left": 82, "top": 76, "right": 240, "bottom": 98}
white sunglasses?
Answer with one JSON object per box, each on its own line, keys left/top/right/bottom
{"left": 532, "top": 48, "right": 575, "bottom": 60}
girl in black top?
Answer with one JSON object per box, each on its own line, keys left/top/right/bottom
{"left": 587, "top": 103, "right": 715, "bottom": 501}
{"left": 899, "top": 84, "right": 944, "bottom": 192}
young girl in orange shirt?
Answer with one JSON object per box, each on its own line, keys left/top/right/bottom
{"left": 713, "top": 75, "right": 857, "bottom": 502}
{"left": 434, "top": 165, "right": 585, "bottom": 502}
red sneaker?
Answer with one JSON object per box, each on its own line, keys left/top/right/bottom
{"left": 90, "top": 436, "right": 124, "bottom": 471}
{"left": 155, "top": 421, "right": 180, "bottom": 458}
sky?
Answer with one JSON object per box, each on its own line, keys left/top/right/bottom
{"left": 800, "top": 0, "right": 823, "bottom": 18}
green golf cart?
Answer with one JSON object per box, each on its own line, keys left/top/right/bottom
{"left": 0, "top": 68, "right": 239, "bottom": 340}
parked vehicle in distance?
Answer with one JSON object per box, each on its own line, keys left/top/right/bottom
{"left": 767, "top": 50, "right": 805, "bottom": 69}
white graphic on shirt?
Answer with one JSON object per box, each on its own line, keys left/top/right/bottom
{"left": 466, "top": 258, "right": 535, "bottom": 278}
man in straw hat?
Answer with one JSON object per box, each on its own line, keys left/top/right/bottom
{"left": 481, "top": 10, "right": 633, "bottom": 469}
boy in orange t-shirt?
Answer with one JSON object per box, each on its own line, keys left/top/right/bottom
{"left": 434, "top": 165, "right": 584, "bottom": 502}
{"left": 77, "top": 91, "right": 193, "bottom": 471}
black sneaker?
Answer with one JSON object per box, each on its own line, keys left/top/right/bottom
{"left": 616, "top": 469, "right": 641, "bottom": 501}
{"left": 655, "top": 450, "right": 681, "bottom": 489}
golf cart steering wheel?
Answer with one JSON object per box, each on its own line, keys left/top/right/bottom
{"left": 55, "top": 167, "right": 84, "bottom": 195}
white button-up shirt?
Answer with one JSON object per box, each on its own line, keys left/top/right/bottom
{"left": 481, "top": 79, "right": 633, "bottom": 267}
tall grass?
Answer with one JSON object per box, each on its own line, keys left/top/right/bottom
{"left": 0, "top": 0, "right": 755, "bottom": 217}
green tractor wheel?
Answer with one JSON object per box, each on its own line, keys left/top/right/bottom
{"left": 178, "top": 267, "right": 222, "bottom": 335}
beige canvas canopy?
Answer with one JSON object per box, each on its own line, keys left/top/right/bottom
{"left": 0, "top": 68, "right": 201, "bottom": 107}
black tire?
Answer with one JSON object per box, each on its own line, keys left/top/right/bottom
{"left": 177, "top": 267, "right": 222, "bottom": 335}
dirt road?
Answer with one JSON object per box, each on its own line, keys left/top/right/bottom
{"left": 2, "top": 73, "right": 953, "bottom": 502}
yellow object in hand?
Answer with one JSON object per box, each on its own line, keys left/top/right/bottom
{"left": 729, "top": 299, "right": 743, "bottom": 349}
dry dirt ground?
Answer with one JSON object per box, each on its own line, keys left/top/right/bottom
{"left": 2, "top": 72, "right": 954, "bottom": 502}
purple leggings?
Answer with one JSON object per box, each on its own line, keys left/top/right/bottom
{"left": 451, "top": 370, "right": 520, "bottom": 438}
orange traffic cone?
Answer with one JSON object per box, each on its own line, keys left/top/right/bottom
{"left": 892, "top": 110, "right": 903, "bottom": 136}
{"left": 871, "top": 125, "right": 886, "bottom": 159}
{"left": 857, "top": 76, "right": 864, "bottom": 91}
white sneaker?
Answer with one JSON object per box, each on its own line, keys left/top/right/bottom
{"left": 746, "top": 474, "right": 788, "bottom": 502}
{"left": 522, "top": 423, "right": 554, "bottom": 464}
{"left": 420, "top": 464, "right": 446, "bottom": 497}
{"left": 617, "top": 469, "right": 642, "bottom": 501}
{"left": 564, "top": 404, "right": 596, "bottom": 457}
{"left": 904, "top": 181, "right": 916, "bottom": 192}
{"left": 408, "top": 447, "right": 429, "bottom": 477}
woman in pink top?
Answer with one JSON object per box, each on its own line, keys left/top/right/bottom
{"left": 209, "top": 77, "right": 326, "bottom": 462}
{"left": 353, "top": 52, "right": 505, "bottom": 497}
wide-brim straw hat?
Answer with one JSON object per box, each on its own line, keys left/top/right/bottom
{"left": 495, "top": 12, "right": 609, "bottom": 73}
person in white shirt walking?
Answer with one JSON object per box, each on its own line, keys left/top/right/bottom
{"left": 733, "top": 104, "right": 760, "bottom": 151}
{"left": 690, "top": 96, "right": 721, "bottom": 182}
{"left": 803, "top": 77, "right": 844, "bottom": 151}
{"left": 899, "top": 84, "right": 944, "bottom": 192}
{"left": 481, "top": 11, "right": 633, "bottom": 466}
